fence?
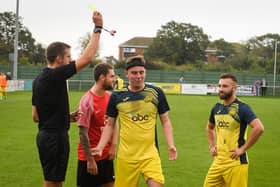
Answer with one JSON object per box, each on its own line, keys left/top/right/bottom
{"left": 1, "top": 65, "right": 280, "bottom": 95}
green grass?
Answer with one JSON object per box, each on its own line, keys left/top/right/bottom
{"left": 0, "top": 92, "right": 279, "bottom": 187}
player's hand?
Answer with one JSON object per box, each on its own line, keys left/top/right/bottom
{"left": 91, "top": 147, "right": 103, "bottom": 158}
{"left": 168, "top": 146, "right": 177, "bottom": 160}
{"left": 108, "top": 144, "right": 116, "bottom": 160}
{"left": 87, "top": 158, "right": 98, "bottom": 175}
{"left": 92, "top": 11, "right": 103, "bottom": 28}
{"left": 230, "top": 147, "right": 245, "bottom": 159}
{"left": 70, "top": 110, "right": 83, "bottom": 122}
{"left": 209, "top": 145, "right": 217, "bottom": 156}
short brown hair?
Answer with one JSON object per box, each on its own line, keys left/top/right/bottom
{"left": 46, "top": 42, "right": 71, "bottom": 63}
{"left": 93, "top": 63, "right": 113, "bottom": 81}
{"left": 220, "top": 73, "right": 238, "bottom": 83}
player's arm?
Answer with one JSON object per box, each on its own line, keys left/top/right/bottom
{"left": 206, "top": 121, "right": 217, "bottom": 156}
{"left": 92, "top": 117, "right": 116, "bottom": 157}
{"left": 75, "top": 11, "right": 103, "bottom": 72}
{"left": 230, "top": 118, "right": 264, "bottom": 159}
{"left": 108, "top": 121, "right": 119, "bottom": 160}
{"left": 160, "top": 112, "right": 177, "bottom": 160}
{"left": 79, "top": 126, "right": 98, "bottom": 175}
{"left": 32, "top": 105, "right": 39, "bottom": 122}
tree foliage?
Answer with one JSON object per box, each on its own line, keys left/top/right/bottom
{"left": 145, "top": 21, "right": 209, "bottom": 65}
{"left": 0, "top": 11, "right": 45, "bottom": 64}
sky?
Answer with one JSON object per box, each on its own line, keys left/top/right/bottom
{"left": 1, "top": 0, "right": 279, "bottom": 59}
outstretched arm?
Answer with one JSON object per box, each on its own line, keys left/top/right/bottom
{"left": 75, "top": 11, "right": 103, "bottom": 72}
{"left": 92, "top": 117, "right": 116, "bottom": 157}
{"left": 160, "top": 112, "right": 177, "bottom": 160}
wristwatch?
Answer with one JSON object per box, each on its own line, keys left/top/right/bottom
{"left": 93, "top": 26, "right": 102, "bottom": 33}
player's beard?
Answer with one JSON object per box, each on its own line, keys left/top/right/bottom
{"left": 103, "top": 80, "right": 113, "bottom": 91}
{"left": 218, "top": 90, "right": 233, "bottom": 100}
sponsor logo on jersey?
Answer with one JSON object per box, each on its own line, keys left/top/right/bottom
{"left": 216, "top": 119, "right": 229, "bottom": 128}
{"left": 130, "top": 113, "right": 149, "bottom": 121}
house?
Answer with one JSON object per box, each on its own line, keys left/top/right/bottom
{"left": 118, "top": 37, "right": 154, "bottom": 61}
{"left": 205, "top": 48, "right": 225, "bottom": 63}
{"left": 102, "top": 56, "right": 118, "bottom": 65}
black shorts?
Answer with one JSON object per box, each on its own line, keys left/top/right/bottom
{"left": 77, "top": 159, "right": 115, "bottom": 187}
{"left": 36, "top": 130, "right": 69, "bottom": 182}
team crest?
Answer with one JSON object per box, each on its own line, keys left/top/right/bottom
{"left": 228, "top": 104, "right": 240, "bottom": 122}
{"left": 144, "top": 96, "right": 152, "bottom": 103}
{"left": 229, "top": 107, "right": 237, "bottom": 116}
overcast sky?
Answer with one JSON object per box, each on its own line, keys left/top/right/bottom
{"left": 1, "top": 0, "right": 279, "bottom": 59}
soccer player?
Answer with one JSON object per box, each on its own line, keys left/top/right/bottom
{"left": 92, "top": 55, "right": 177, "bottom": 187}
{"left": 77, "top": 63, "right": 118, "bottom": 187}
{"left": 113, "top": 74, "right": 124, "bottom": 90}
{"left": 0, "top": 72, "right": 7, "bottom": 100}
{"left": 32, "top": 11, "right": 103, "bottom": 187}
{"left": 203, "top": 73, "right": 264, "bottom": 187}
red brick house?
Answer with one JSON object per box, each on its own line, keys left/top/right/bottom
{"left": 205, "top": 48, "right": 225, "bottom": 63}
{"left": 118, "top": 37, "right": 154, "bottom": 61}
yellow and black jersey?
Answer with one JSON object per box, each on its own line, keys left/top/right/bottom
{"left": 107, "top": 84, "right": 170, "bottom": 160}
{"left": 209, "top": 99, "right": 257, "bottom": 166}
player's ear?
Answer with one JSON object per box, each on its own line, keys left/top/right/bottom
{"left": 55, "top": 55, "right": 62, "bottom": 64}
{"left": 100, "top": 74, "right": 106, "bottom": 81}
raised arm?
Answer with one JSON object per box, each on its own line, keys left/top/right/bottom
{"left": 160, "top": 112, "right": 177, "bottom": 160}
{"left": 75, "top": 11, "right": 103, "bottom": 72}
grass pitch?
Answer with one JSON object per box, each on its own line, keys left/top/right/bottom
{"left": 0, "top": 91, "right": 279, "bottom": 187}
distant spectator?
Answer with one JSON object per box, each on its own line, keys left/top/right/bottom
{"left": 179, "top": 76, "right": 185, "bottom": 83}
{"left": 113, "top": 74, "right": 124, "bottom": 90}
{"left": 6, "top": 72, "right": 12, "bottom": 80}
{"left": 0, "top": 72, "right": 7, "bottom": 100}
{"left": 260, "top": 78, "right": 268, "bottom": 96}
{"left": 254, "top": 80, "right": 261, "bottom": 96}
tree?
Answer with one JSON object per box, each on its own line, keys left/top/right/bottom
{"left": 0, "top": 11, "right": 45, "bottom": 64}
{"left": 77, "top": 32, "right": 100, "bottom": 66}
{"left": 247, "top": 33, "right": 280, "bottom": 59}
{"left": 208, "top": 38, "right": 235, "bottom": 57}
{"left": 244, "top": 33, "right": 280, "bottom": 73}
{"left": 145, "top": 21, "right": 209, "bottom": 65}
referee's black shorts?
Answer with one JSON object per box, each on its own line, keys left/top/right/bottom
{"left": 36, "top": 130, "right": 69, "bottom": 182}
{"left": 77, "top": 159, "right": 115, "bottom": 187}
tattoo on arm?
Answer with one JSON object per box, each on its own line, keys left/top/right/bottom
{"left": 79, "top": 126, "right": 92, "bottom": 159}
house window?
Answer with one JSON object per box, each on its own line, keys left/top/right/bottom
{"left": 123, "top": 48, "right": 136, "bottom": 53}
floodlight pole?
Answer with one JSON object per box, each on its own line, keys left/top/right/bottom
{"left": 273, "top": 40, "right": 278, "bottom": 96}
{"left": 13, "top": 0, "right": 19, "bottom": 80}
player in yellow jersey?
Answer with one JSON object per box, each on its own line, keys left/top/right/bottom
{"left": 93, "top": 55, "right": 177, "bottom": 187}
{"left": 113, "top": 74, "right": 124, "bottom": 90}
{"left": 204, "top": 73, "right": 264, "bottom": 187}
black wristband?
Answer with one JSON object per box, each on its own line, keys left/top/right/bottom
{"left": 93, "top": 26, "right": 102, "bottom": 33}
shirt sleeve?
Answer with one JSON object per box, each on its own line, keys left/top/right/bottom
{"left": 208, "top": 104, "right": 217, "bottom": 124}
{"left": 157, "top": 87, "right": 170, "bottom": 115}
{"left": 106, "top": 92, "right": 118, "bottom": 118}
{"left": 241, "top": 104, "right": 257, "bottom": 125}
{"left": 78, "top": 92, "right": 93, "bottom": 128}
{"left": 50, "top": 61, "right": 77, "bottom": 81}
